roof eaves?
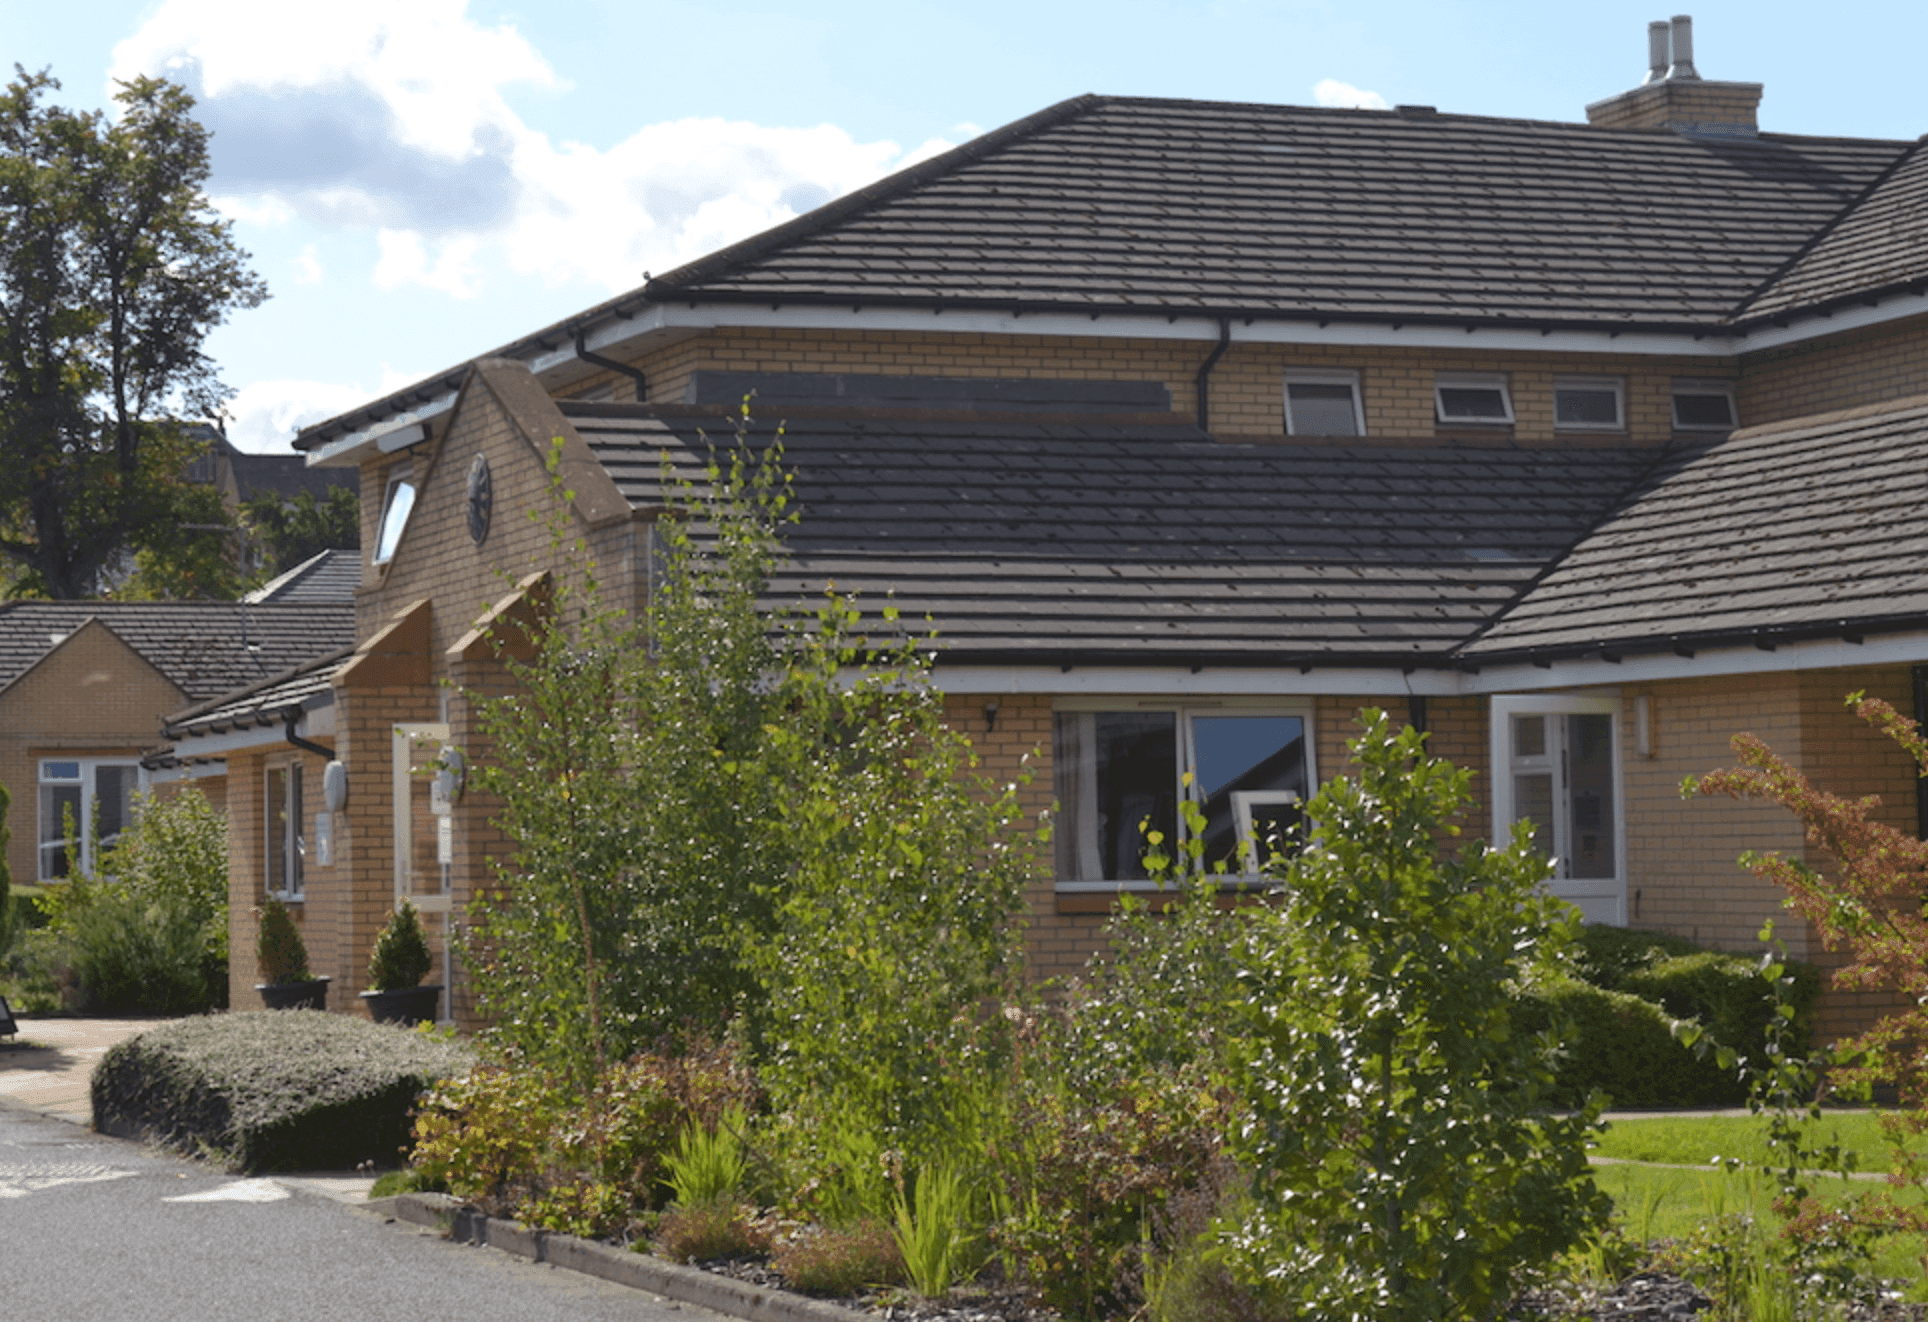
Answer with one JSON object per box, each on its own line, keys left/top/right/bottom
{"left": 1455, "top": 612, "right": 1928, "bottom": 670}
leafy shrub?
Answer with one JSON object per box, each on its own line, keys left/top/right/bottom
{"left": 665, "top": 1104, "right": 749, "bottom": 1208}
{"left": 1517, "top": 975, "right": 1741, "bottom": 1107}
{"left": 31, "top": 789, "right": 228, "bottom": 1014}
{"left": 92, "top": 1012, "right": 472, "bottom": 1172}
{"left": 255, "top": 894, "right": 308, "bottom": 985}
{"left": 367, "top": 900, "right": 433, "bottom": 991}
{"left": 653, "top": 1200, "right": 771, "bottom": 1263}
{"left": 410, "top": 1038, "right": 756, "bottom": 1223}
{"left": 772, "top": 1220, "right": 904, "bottom": 1296}
{"left": 1623, "top": 950, "right": 1819, "bottom": 1069}
{"left": 1227, "top": 714, "right": 1609, "bottom": 1322}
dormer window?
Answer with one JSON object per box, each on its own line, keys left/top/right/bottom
{"left": 373, "top": 471, "right": 417, "bottom": 566}
{"left": 1435, "top": 373, "right": 1514, "bottom": 425}
{"left": 1672, "top": 380, "right": 1737, "bottom": 431}
{"left": 1554, "top": 376, "right": 1624, "bottom": 431}
{"left": 1283, "top": 371, "right": 1364, "bottom": 436}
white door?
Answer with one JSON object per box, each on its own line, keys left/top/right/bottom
{"left": 1494, "top": 697, "right": 1625, "bottom": 925}
{"left": 392, "top": 723, "right": 451, "bottom": 1016}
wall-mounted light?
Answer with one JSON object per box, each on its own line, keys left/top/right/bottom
{"left": 1633, "top": 694, "right": 1654, "bottom": 758}
{"left": 983, "top": 700, "right": 1000, "bottom": 732}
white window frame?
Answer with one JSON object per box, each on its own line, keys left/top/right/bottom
{"left": 1282, "top": 370, "right": 1365, "bottom": 436}
{"left": 1553, "top": 375, "right": 1625, "bottom": 432}
{"left": 265, "top": 759, "right": 305, "bottom": 901}
{"left": 1671, "top": 379, "right": 1738, "bottom": 432}
{"left": 37, "top": 757, "right": 143, "bottom": 880}
{"left": 1053, "top": 697, "right": 1316, "bottom": 891}
{"left": 372, "top": 470, "right": 417, "bottom": 566}
{"left": 1488, "top": 693, "right": 1626, "bottom": 926}
{"left": 1435, "top": 372, "right": 1515, "bottom": 425}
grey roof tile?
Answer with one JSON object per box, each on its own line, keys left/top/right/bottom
{"left": 648, "top": 98, "right": 1908, "bottom": 331}
{"left": 569, "top": 403, "right": 1652, "bottom": 664}
{"left": 0, "top": 602, "right": 355, "bottom": 701}
{"left": 1466, "top": 395, "right": 1928, "bottom": 657}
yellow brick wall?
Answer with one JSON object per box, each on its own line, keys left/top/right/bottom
{"left": 605, "top": 327, "right": 1728, "bottom": 445}
{"left": 0, "top": 622, "right": 187, "bottom": 885}
{"left": 1739, "top": 313, "right": 1928, "bottom": 426}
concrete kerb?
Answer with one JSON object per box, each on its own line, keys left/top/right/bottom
{"left": 392, "top": 1193, "right": 872, "bottom": 1322}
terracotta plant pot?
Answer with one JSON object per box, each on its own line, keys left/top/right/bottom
{"left": 257, "top": 976, "right": 331, "bottom": 1011}
{"left": 359, "top": 984, "right": 442, "bottom": 1026}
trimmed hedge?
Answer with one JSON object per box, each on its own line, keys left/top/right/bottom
{"left": 91, "top": 1012, "right": 472, "bottom": 1173}
{"left": 1516, "top": 927, "right": 1823, "bottom": 1109}
{"left": 1517, "top": 977, "right": 1740, "bottom": 1108}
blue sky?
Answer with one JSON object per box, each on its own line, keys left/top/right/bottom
{"left": 6, "top": 0, "right": 1925, "bottom": 451}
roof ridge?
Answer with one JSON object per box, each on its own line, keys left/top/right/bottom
{"left": 644, "top": 94, "right": 1106, "bottom": 296}
{"left": 1727, "top": 135, "right": 1924, "bottom": 323}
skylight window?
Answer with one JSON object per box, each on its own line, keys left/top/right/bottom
{"left": 1554, "top": 377, "right": 1624, "bottom": 430}
{"left": 1435, "top": 373, "right": 1514, "bottom": 425}
{"left": 1672, "top": 380, "right": 1737, "bottom": 431}
{"left": 1283, "top": 371, "right": 1364, "bottom": 436}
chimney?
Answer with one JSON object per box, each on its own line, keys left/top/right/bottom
{"left": 1586, "top": 14, "right": 1761, "bottom": 136}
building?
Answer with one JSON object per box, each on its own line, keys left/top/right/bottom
{"left": 183, "top": 17, "right": 1928, "bottom": 1036}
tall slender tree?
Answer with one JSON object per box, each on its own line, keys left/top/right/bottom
{"left": 0, "top": 67, "right": 266, "bottom": 598}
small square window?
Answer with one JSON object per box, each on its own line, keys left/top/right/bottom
{"left": 1283, "top": 372, "right": 1364, "bottom": 436}
{"left": 1435, "top": 373, "right": 1514, "bottom": 425}
{"left": 1554, "top": 377, "right": 1624, "bottom": 430}
{"left": 1673, "top": 381, "right": 1736, "bottom": 431}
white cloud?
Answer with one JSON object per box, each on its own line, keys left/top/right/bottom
{"left": 1313, "top": 79, "right": 1390, "bottom": 110}
{"left": 374, "top": 230, "right": 481, "bottom": 298}
{"left": 293, "top": 245, "right": 322, "bottom": 285}
{"left": 222, "top": 378, "right": 382, "bottom": 453}
{"left": 112, "top": 1, "right": 949, "bottom": 298}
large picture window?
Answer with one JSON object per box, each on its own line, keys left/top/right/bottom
{"left": 38, "top": 757, "right": 140, "bottom": 879}
{"left": 1055, "top": 703, "right": 1311, "bottom": 884}
{"left": 1489, "top": 693, "right": 1624, "bottom": 924}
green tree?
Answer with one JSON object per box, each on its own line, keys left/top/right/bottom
{"left": 0, "top": 67, "right": 265, "bottom": 598}
{"left": 1227, "top": 712, "right": 1610, "bottom": 1322}
{"left": 0, "top": 780, "right": 12, "bottom": 958}
{"left": 242, "top": 486, "right": 360, "bottom": 575}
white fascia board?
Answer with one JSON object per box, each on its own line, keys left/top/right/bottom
{"left": 302, "top": 397, "right": 456, "bottom": 469}
{"left": 599, "top": 293, "right": 1928, "bottom": 362}
{"left": 928, "top": 664, "right": 1466, "bottom": 697}
{"left": 1460, "top": 629, "right": 1928, "bottom": 693}
{"left": 169, "top": 708, "right": 336, "bottom": 759}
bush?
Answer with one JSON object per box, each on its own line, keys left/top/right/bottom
{"left": 91, "top": 1013, "right": 472, "bottom": 1172}
{"left": 409, "top": 1038, "right": 756, "bottom": 1226}
{"left": 255, "top": 894, "right": 308, "bottom": 985}
{"left": 31, "top": 789, "right": 229, "bottom": 1014}
{"left": 653, "top": 1200, "right": 770, "bottom": 1263}
{"left": 771, "top": 1220, "right": 904, "bottom": 1296}
{"left": 1551, "top": 925, "right": 1822, "bottom": 1107}
{"left": 1517, "top": 975, "right": 1741, "bottom": 1107}
{"left": 367, "top": 900, "right": 433, "bottom": 991}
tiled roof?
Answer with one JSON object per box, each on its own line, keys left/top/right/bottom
{"left": 568, "top": 403, "right": 1655, "bottom": 665}
{"left": 1464, "top": 394, "right": 1928, "bottom": 660}
{"left": 163, "top": 645, "right": 352, "bottom": 740}
{"left": 1739, "top": 140, "right": 1928, "bottom": 321}
{"left": 0, "top": 602, "right": 355, "bottom": 701}
{"left": 244, "top": 550, "right": 361, "bottom": 604}
{"left": 645, "top": 96, "right": 1912, "bottom": 331}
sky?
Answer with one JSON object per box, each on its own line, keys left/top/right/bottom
{"left": 6, "top": 0, "right": 1926, "bottom": 453}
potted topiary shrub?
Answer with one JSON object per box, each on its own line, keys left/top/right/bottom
{"left": 255, "top": 895, "right": 329, "bottom": 1010}
{"left": 358, "top": 900, "right": 440, "bottom": 1026}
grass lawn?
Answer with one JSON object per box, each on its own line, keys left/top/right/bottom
{"left": 1591, "top": 1113, "right": 1928, "bottom": 1297}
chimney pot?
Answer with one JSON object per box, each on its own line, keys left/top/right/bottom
{"left": 1644, "top": 20, "right": 1670, "bottom": 84}
{"left": 1667, "top": 14, "right": 1700, "bottom": 80}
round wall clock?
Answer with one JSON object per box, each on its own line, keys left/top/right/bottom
{"left": 466, "top": 454, "right": 493, "bottom": 545}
